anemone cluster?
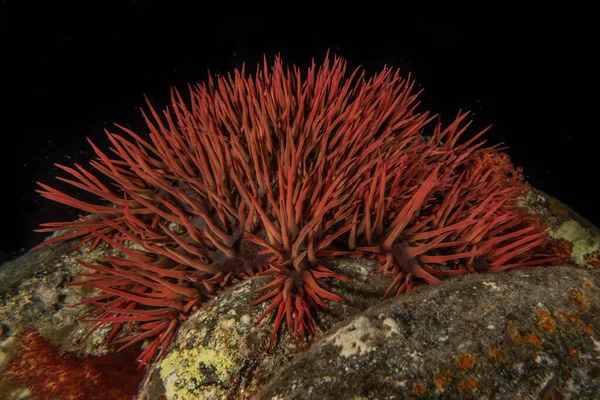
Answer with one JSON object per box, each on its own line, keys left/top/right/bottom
{"left": 35, "top": 55, "right": 555, "bottom": 366}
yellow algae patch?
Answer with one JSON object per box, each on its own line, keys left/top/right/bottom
{"left": 160, "top": 345, "right": 236, "bottom": 400}
{"left": 550, "top": 220, "right": 600, "bottom": 266}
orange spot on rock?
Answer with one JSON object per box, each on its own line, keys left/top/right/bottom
{"left": 536, "top": 311, "right": 555, "bottom": 333}
{"left": 527, "top": 333, "right": 544, "bottom": 347}
{"left": 506, "top": 325, "right": 526, "bottom": 343}
{"left": 568, "top": 289, "right": 588, "bottom": 307}
{"left": 458, "top": 377, "right": 478, "bottom": 393}
{"left": 559, "top": 312, "right": 579, "bottom": 323}
{"left": 514, "top": 335, "right": 526, "bottom": 343}
{"left": 506, "top": 324, "right": 518, "bottom": 335}
{"left": 489, "top": 347, "right": 505, "bottom": 362}
{"left": 538, "top": 320, "right": 555, "bottom": 333}
{"left": 569, "top": 348, "right": 579, "bottom": 356}
{"left": 433, "top": 370, "right": 453, "bottom": 392}
{"left": 536, "top": 311, "right": 551, "bottom": 319}
{"left": 457, "top": 353, "right": 475, "bottom": 370}
{"left": 412, "top": 383, "right": 426, "bottom": 396}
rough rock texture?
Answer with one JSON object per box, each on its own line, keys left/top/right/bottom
{"left": 0, "top": 237, "right": 123, "bottom": 354}
{"left": 0, "top": 240, "right": 73, "bottom": 294}
{"left": 256, "top": 265, "right": 600, "bottom": 399}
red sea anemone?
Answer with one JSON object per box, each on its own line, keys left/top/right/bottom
{"left": 34, "top": 54, "right": 556, "bottom": 365}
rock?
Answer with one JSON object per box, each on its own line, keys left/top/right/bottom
{"left": 256, "top": 265, "right": 600, "bottom": 399}
{"left": 0, "top": 239, "right": 72, "bottom": 294}
{"left": 0, "top": 236, "right": 124, "bottom": 354}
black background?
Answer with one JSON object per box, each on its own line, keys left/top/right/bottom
{"left": 1, "top": 4, "right": 596, "bottom": 264}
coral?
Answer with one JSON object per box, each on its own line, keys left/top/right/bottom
{"left": 2, "top": 329, "right": 144, "bottom": 400}
{"left": 34, "top": 54, "right": 557, "bottom": 365}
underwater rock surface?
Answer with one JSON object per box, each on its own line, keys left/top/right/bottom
{"left": 256, "top": 264, "right": 600, "bottom": 399}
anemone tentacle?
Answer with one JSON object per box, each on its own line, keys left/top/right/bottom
{"left": 35, "top": 54, "right": 557, "bottom": 365}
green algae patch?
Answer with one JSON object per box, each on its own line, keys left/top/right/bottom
{"left": 160, "top": 344, "right": 237, "bottom": 399}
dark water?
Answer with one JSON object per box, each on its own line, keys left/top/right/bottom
{"left": 1, "top": 5, "right": 595, "bottom": 264}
